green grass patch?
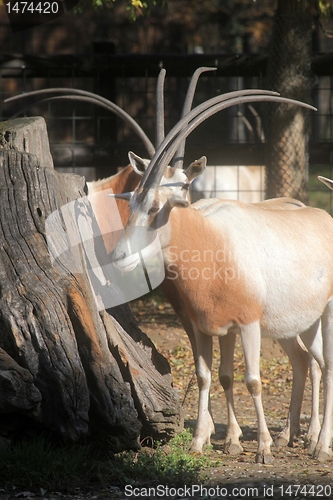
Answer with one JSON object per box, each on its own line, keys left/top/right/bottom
{"left": 110, "top": 430, "right": 211, "bottom": 487}
{"left": 0, "top": 429, "right": 211, "bottom": 493}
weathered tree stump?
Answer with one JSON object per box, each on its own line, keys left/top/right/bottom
{"left": 0, "top": 117, "right": 183, "bottom": 450}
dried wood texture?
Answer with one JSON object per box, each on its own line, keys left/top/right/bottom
{"left": 0, "top": 117, "right": 183, "bottom": 449}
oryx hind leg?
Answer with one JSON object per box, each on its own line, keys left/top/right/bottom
{"left": 293, "top": 324, "right": 323, "bottom": 453}
{"left": 307, "top": 306, "right": 333, "bottom": 461}
{"left": 275, "top": 336, "right": 309, "bottom": 447}
{"left": 240, "top": 321, "right": 273, "bottom": 464}
{"left": 218, "top": 330, "right": 243, "bottom": 455}
{"left": 300, "top": 318, "right": 329, "bottom": 459}
{"left": 305, "top": 354, "right": 322, "bottom": 453}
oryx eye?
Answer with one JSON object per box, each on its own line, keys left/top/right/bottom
{"left": 148, "top": 205, "right": 159, "bottom": 215}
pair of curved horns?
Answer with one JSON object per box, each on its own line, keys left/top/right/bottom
{"left": 139, "top": 82, "right": 316, "bottom": 193}
{"left": 5, "top": 67, "right": 213, "bottom": 173}
{"left": 5, "top": 88, "right": 156, "bottom": 158}
{"left": 5, "top": 70, "right": 316, "bottom": 197}
{"left": 155, "top": 67, "right": 216, "bottom": 160}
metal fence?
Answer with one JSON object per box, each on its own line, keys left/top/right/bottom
{"left": 1, "top": 53, "right": 333, "bottom": 211}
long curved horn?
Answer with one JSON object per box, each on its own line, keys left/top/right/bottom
{"left": 155, "top": 69, "right": 166, "bottom": 148}
{"left": 5, "top": 89, "right": 155, "bottom": 158}
{"left": 318, "top": 176, "right": 333, "bottom": 191}
{"left": 156, "top": 95, "right": 316, "bottom": 178}
{"left": 139, "top": 89, "right": 278, "bottom": 190}
{"left": 140, "top": 91, "right": 316, "bottom": 192}
{"left": 173, "top": 67, "right": 216, "bottom": 169}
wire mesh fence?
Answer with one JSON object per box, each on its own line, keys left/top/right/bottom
{"left": 264, "top": 5, "right": 313, "bottom": 203}
{"left": 0, "top": 53, "right": 333, "bottom": 211}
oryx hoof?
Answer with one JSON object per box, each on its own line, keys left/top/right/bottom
{"left": 189, "top": 440, "right": 204, "bottom": 454}
{"left": 224, "top": 440, "right": 243, "bottom": 456}
{"left": 305, "top": 440, "right": 317, "bottom": 454}
{"left": 274, "top": 434, "right": 289, "bottom": 448}
{"left": 255, "top": 451, "right": 274, "bottom": 464}
{"left": 314, "top": 446, "right": 332, "bottom": 462}
{"left": 304, "top": 433, "right": 318, "bottom": 453}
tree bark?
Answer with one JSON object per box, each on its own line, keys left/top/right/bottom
{"left": 0, "top": 117, "right": 183, "bottom": 449}
{"left": 265, "top": 0, "right": 313, "bottom": 203}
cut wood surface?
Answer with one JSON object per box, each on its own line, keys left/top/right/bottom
{"left": 0, "top": 117, "right": 183, "bottom": 450}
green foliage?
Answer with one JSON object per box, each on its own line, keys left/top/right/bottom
{"left": 0, "top": 430, "right": 211, "bottom": 493}
{"left": 91, "top": 0, "right": 114, "bottom": 8}
{"left": 318, "top": 0, "right": 333, "bottom": 19}
{"left": 75, "top": 0, "right": 167, "bottom": 19}
{"left": 126, "top": 0, "right": 167, "bottom": 21}
{"left": 111, "top": 429, "right": 210, "bottom": 486}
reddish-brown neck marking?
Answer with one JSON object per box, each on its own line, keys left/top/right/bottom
{"left": 90, "top": 165, "right": 141, "bottom": 230}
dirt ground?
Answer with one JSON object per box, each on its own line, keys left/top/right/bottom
{"left": 1, "top": 296, "right": 332, "bottom": 500}
{"left": 130, "top": 295, "right": 333, "bottom": 498}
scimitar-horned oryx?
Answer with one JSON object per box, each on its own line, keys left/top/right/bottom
{"left": 110, "top": 71, "right": 333, "bottom": 464}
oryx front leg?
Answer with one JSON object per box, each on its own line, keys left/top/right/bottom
{"left": 219, "top": 331, "right": 243, "bottom": 455}
{"left": 241, "top": 322, "right": 273, "bottom": 464}
{"left": 190, "top": 325, "right": 215, "bottom": 453}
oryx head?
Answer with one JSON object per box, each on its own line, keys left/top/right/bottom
{"left": 112, "top": 67, "right": 316, "bottom": 272}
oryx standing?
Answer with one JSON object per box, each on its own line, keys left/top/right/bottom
{"left": 112, "top": 72, "right": 333, "bottom": 463}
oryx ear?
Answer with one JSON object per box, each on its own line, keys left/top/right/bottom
{"left": 184, "top": 156, "right": 207, "bottom": 182}
{"left": 128, "top": 151, "right": 150, "bottom": 175}
{"left": 318, "top": 176, "right": 333, "bottom": 192}
{"left": 169, "top": 195, "right": 190, "bottom": 209}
